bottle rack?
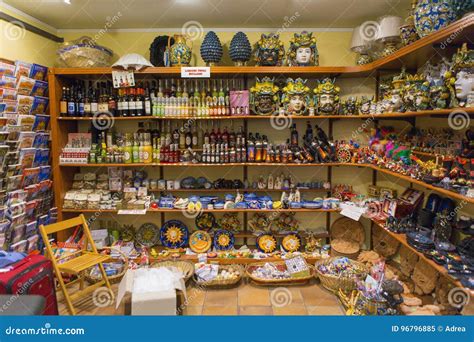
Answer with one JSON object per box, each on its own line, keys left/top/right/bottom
{"left": 47, "top": 16, "right": 474, "bottom": 285}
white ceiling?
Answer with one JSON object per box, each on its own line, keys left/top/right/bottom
{"left": 3, "top": 0, "right": 411, "bottom": 30}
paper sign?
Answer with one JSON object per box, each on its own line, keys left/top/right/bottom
{"left": 112, "top": 70, "right": 135, "bottom": 88}
{"left": 339, "top": 203, "right": 364, "bottom": 221}
{"left": 117, "top": 209, "right": 147, "bottom": 215}
{"left": 181, "top": 67, "right": 210, "bottom": 78}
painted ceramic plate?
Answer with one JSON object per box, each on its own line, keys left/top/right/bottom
{"left": 195, "top": 212, "right": 217, "bottom": 231}
{"left": 257, "top": 234, "right": 277, "bottom": 253}
{"left": 189, "top": 230, "right": 212, "bottom": 253}
{"left": 213, "top": 229, "right": 235, "bottom": 251}
{"left": 136, "top": 223, "right": 159, "bottom": 247}
{"left": 160, "top": 220, "right": 189, "bottom": 249}
{"left": 281, "top": 233, "right": 301, "bottom": 252}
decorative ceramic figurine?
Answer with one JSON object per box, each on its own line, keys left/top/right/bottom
{"left": 254, "top": 33, "right": 285, "bottom": 66}
{"left": 429, "top": 79, "right": 451, "bottom": 109}
{"left": 229, "top": 32, "right": 252, "bottom": 66}
{"left": 314, "top": 78, "right": 340, "bottom": 115}
{"left": 200, "top": 31, "right": 223, "bottom": 66}
{"left": 403, "top": 74, "right": 424, "bottom": 112}
{"left": 341, "top": 96, "right": 359, "bottom": 115}
{"left": 250, "top": 77, "right": 280, "bottom": 115}
{"left": 413, "top": 76, "right": 431, "bottom": 111}
{"left": 168, "top": 34, "right": 192, "bottom": 66}
{"left": 448, "top": 43, "right": 474, "bottom": 107}
{"left": 287, "top": 31, "right": 319, "bottom": 66}
{"left": 387, "top": 73, "right": 405, "bottom": 112}
{"left": 414, "top": 0, "right": 457, "bottom": 38}
{"left": 359, "top": 96, "right": 373, "bottom": 114}
{"left": 281, "top": 78, "right": 311, "bottom": 115}
{"left": 454, "top": 0, "right": 474, "bottom": 17}
{"left": 400, "top": 0, "right": 419, "bottom": 46}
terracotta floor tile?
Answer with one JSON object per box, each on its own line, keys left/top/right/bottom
{"left": 185, "top": 287, "right": 206, "bottom": 306}
{"left": 239, "top": 306, "right": 273, "bottom": 315}
{"left": 183, "top": 306, "right": 203, "bottom": 315}
{"left": 273, "top": 305, "right": 308, "bottom": 315}
{"left": 238, "top": 284, "right": 270, "bottom": 306}
{"left": 205, "top": 289, "right": 238, "bottom": 306}
{"left": 268, "top": 287, "right": 304, "bottom": 306}
{"left": 307, "top": 305, "right": 345, "bottom": 315}
{"left": 299, "top": 284, "right": 339, "bottom": 306}
{"left": 202, "top": 306, "right": 238, "bottom": 315}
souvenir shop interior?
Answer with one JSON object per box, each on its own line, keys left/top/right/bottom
{"left": 0, "top": 0, "right": 473, "bottom": 317}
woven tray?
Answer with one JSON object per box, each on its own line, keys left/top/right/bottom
{"left": 314, "top": 257, "right": 368, "bottom": 293}
{"left": 246, "top": 261, "right": 314, "bottom": 286}
{"left": 194, "top": 265, "right": 244, "bottom": 288}
{"left": 150, "top": 260, "right": 194, "bottom": 282}
{"left": 85, "top": 247, "right": 128, "bottom": 285}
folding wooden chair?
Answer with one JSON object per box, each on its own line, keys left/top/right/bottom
{"left": 39, "top": 214, "right": 114, "bottom": 315}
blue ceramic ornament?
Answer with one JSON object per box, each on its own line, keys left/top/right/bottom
{"left": 414, "top": 0, "right": 457, "bottom": 38}
{"left": 200, "top": 31, "right": 223, "bottom": 66}
{"left": 229, "top": 32, "right": 252, "bottom": 66}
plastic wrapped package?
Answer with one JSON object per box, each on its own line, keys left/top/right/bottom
{"left": 57, "top": 36, "right": 113, "bottom": 68}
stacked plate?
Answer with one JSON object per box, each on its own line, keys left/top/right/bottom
{"left": 406, "top": 232, "right": 434, "bottom": 252}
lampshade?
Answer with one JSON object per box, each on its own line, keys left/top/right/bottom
{"left": 377, "top": 15, "right": 403, "bottom": 40}
{"left": 351, "top": 25, "right": 367, "bottom": 50}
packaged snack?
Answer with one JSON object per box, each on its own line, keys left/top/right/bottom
{"left": 1, "top": 100, "right": 17, "bottom": 113}
{"left": 15, "top": 61, "right": 32, "bottom": 79}
{"left": 6, "top": 163, "right": 21, "bottom": 177}
{"left": 25, "top": 183, "right": 40, "bottom": 201}
{"left": 22, "top": 167, "right": 40, "bottom": 187}
{"left": 32, "top": 114, "right": 50, "bottom": 131}
{"left": 0, "top": 75, "right": 17, "bottom": 88}
{"left": 32, "top": 132, "right": 49, "bottom": 148}
{"left": 27, "top": 234, "right": 39, "bottom": 252}
{"left": 7, "top": 201, "right": 26, "bottom": 218}
{"left": 6, "top": 175, "right": 22, "bottom": 191}
{"left": 7, "top": 189, "right": 27, "bottom": 204}
{"left": 17, "top": 94, "right": 35, "bottom": 114}
{"left": 25, "top": 200, "right": 37, "bottom": 220}
{"left": 16, "top": 76, "right": 35, "bottom": 95}
{"left": 18, "top": 131, "right": 36, "bottom": 149}
{"left": 29, "top": 64, "right": 48, "bottom": 81}
{"left": 33, "top": 148, "right": 49, "bottom": 166}
{"left": 25, "top": 221, "right": 37, "bottom": 236}
{"left": 10, "top": 222, "right": 26, "bottom": 243}
{"left": 18, "top": 114, "right": 35, "bottom": 130}
{"left": 30, "top": 96, "right": 49, "bottom": 115}
{"left": 38, "top": 165, "right": 51, "bottom": 182}
{"left": 31, "top": 80, "right": 48, "bottom": 97}
{"left": 19, "top": 147, "right": 36, "bottom": 168}
{"left": 1, "top": 87, "right": 17, "bottom": 101}
{"left": 0, "top": 62, "right": 16, "bottom": 77}
{"left": 10, "top": 240, "right": 28, "bottom": 253}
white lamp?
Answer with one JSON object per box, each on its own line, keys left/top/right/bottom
{"left": 376, "top": 15, "right": 403, "bottom": 57}
{"left": 350, "top": 25, "right": 372, "bottom": 65}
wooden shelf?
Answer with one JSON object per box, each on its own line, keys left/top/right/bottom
{"left": 149, "top": 255, "right": 322, "bottom": 265}
{"left": 49, "top": 15, "right": 473, "bottom": 79}
{"left": 154, "top": 188, "right": 328, "bottom": 193}
{"left": 56, "top": 108, "right": 474, "bottom": 121}
{"left": 62, "top": 208, "right": 339, "bottom": 213}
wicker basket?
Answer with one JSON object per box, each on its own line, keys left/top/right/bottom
{"left": 150, "top": 260, "right": 194, "bottom": 282}
{"left": 194, "top": 265, "right": 244, "bottom": 288}
{"left": 85, "top": 247, "right": 128, "bottom": 285}
{"left": 314, "top": 257, "right": 368, "bottom": 293}
{"left": 359, "top": 294, "right": 389, "bottom": 315}
{"left": 246, "top": 261, "right": 314, "bottom": 286}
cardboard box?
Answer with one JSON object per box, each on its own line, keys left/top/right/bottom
{"left": 116, "top": 268, "right": 186, "bottom": 315}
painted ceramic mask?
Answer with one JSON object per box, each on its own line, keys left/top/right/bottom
{"left": 429, "top": 80, "right": 450, "bottom": 109}
{"left": 413, "top": 78, "right": 431, "bottom": 111}
{"left": 314, "top": 78, "right": 340, "bottom": 115}
{"left": 250, "top": 77, "right": 280, "bottom": 115}
{"left": 359, "top": 96, "right": 373, "bottom": 114}
{"left": 287, "top": 31, "right": 318, "bottom": 66}
{"left": 449, "top": 43, "right": 474, "bottom": 106}
{"left": 282, "top": 78, "right": 311, "bottom": 115}
{"left": 254, "top": 33, "right": 285, "bottom": 66}
{"left": 342, "top": 96, "right": 359, "bottom": 115}
{"left": 388, "top": 76, "right": 405, "bottom": 112}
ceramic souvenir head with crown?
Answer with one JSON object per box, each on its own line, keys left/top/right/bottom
{"left": 388, "top": 69, "right": 406, "bottom": 112}
{"left": 314, "top": 78, "right": 340, "bottom": 115}
{"left": 254, "top": 33, "right": 285, "bottom": 66}
{"left": 287, "top": 31, "right": 319, "bottom": 66}
{"left": 250, "top": 77, "right": 280, "bottom": 115}
{"left": 359, "top": 96, "right": 374, "bottom": 114}
{"left": 448, "top": 43, "right": 474, "bottom": 107}
{"left": 282, "top": 78, "right": 311, "bottom": 115}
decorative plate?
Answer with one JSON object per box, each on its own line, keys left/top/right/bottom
{"left": 136, "top": 223, "right": 159, "bottom": 247}
{"left": 195, "top": 212, "right": 217, "bottom": 231}
{"left": 160, "top": 220, "right": 189, "bottom": 249}
{"left": 213, "top": 229, "right": 235, "bottom": 251}
{"left": 336, "top": 145, "right": 352, "bottom": 163}
{"left": 121, "top": 224, "right": 135, "bottom": 242}
{"left": 281, "top": 233, "right": 301, "bottom": 252}
{"left": 257, "top": 234, "right": 277, "bottom": 253}
{"left": 189, "top": 230, "right": 212, "bottom": 253}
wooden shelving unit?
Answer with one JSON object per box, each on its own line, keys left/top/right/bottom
{"left": 47, "top": 16, "right": 473, "bottom": 290}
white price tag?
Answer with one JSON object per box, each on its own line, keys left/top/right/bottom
{"left": 117, "top": 209, "right": 147, "bottom": 215}
{"left": 181, "top": 67, "right": 210, "bottom": 78}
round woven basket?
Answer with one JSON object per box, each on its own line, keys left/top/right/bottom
{"left": 245, "top": 261, "right": 314, "bottom": 286}
{"left": 330, "top": 217, "right": 365, "bottom": 259}
{"left": 150, "top": 260, "right": 195, "bottom": 282}
{"left": 194, "top": 264, "right": 244, "bottom": 288}
{"left": 85, "top": 247, "right": 128, "bottom": 285}
{"left": 314, "top": 257, "right": 368, "bottom": 293}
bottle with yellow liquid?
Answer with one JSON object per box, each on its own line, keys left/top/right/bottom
{"left": 143, "top": 133, "right": 153, "bottom": 163}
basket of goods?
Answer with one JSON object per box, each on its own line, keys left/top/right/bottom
{"left": 57, "top": 36, "right": 113, "bottom": 68}
{"left": 193, "top": 263, "right": 243, "bottom": 288}
{"left": 85, "top": 247, "right": 128, "bottom": 284}
{"left": 150, "top": 260, "right": 194, "bottom": 283}
{"left": 246, "top": 256, "right": 313, "bottom": 286}
{"left": 330, "top": 217, "right": 365, "bottom": 259}
{"left": 315, "top": 257, "right": 368, "bottom": 293}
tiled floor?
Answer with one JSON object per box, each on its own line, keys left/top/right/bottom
{"left": 58, "top": 279, "right": 345, "bottom": 316}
